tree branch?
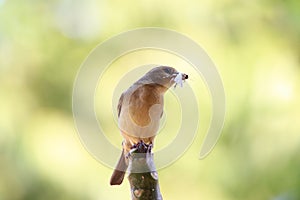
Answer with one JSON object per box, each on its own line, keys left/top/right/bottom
{"left": 127, "top": 141, "right": 163, "bottom": 200}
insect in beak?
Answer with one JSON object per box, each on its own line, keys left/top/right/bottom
{"left": 172, "top": 72, "right": 188, "bottom": 88}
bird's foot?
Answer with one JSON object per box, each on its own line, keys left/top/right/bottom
{"left": 127, "top": 141, "right": 152, "bottom": 159}
{"left": 147, "top": 142, "right": 153, "bottom": 153}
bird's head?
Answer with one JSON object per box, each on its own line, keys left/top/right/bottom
{"left": 142, "top": 66, "right": 188, "bottom": 91}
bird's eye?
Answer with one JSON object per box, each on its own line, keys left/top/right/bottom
{"left": 162, "top": 68, "right": 171, "bottom": 74}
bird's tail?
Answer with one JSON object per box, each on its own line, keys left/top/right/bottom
{"left": 110, "top": 149, "right": 128, "bottom": 185}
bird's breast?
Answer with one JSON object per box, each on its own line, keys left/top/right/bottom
{"left": 118, "top": 84, "right": 164, "bottom": 139}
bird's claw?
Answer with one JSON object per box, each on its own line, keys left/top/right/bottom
{"left": 127, "top": 141, "right": 152, "bottom": 159}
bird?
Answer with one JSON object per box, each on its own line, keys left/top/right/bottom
{"left": 110, "top": 66, "right": 188, "bottom": 185}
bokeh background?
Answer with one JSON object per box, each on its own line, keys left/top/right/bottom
{"left": 1, "top": 0, "right": 300, "bottom": 199}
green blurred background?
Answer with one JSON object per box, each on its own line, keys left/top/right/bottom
{"left": 1, "top": 0, "right": 300, "bottom": 199}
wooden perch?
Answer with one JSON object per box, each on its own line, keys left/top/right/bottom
{"left": 127, "top": 141, "right": 163, "bottom": 200}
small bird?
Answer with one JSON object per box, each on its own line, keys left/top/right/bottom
{"left": 110, "top": 66, "right": 188, "bottom": 185}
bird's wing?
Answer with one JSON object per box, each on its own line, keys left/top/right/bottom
{"left": 117, "top": 93, "right": 124, "bottom": 118}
